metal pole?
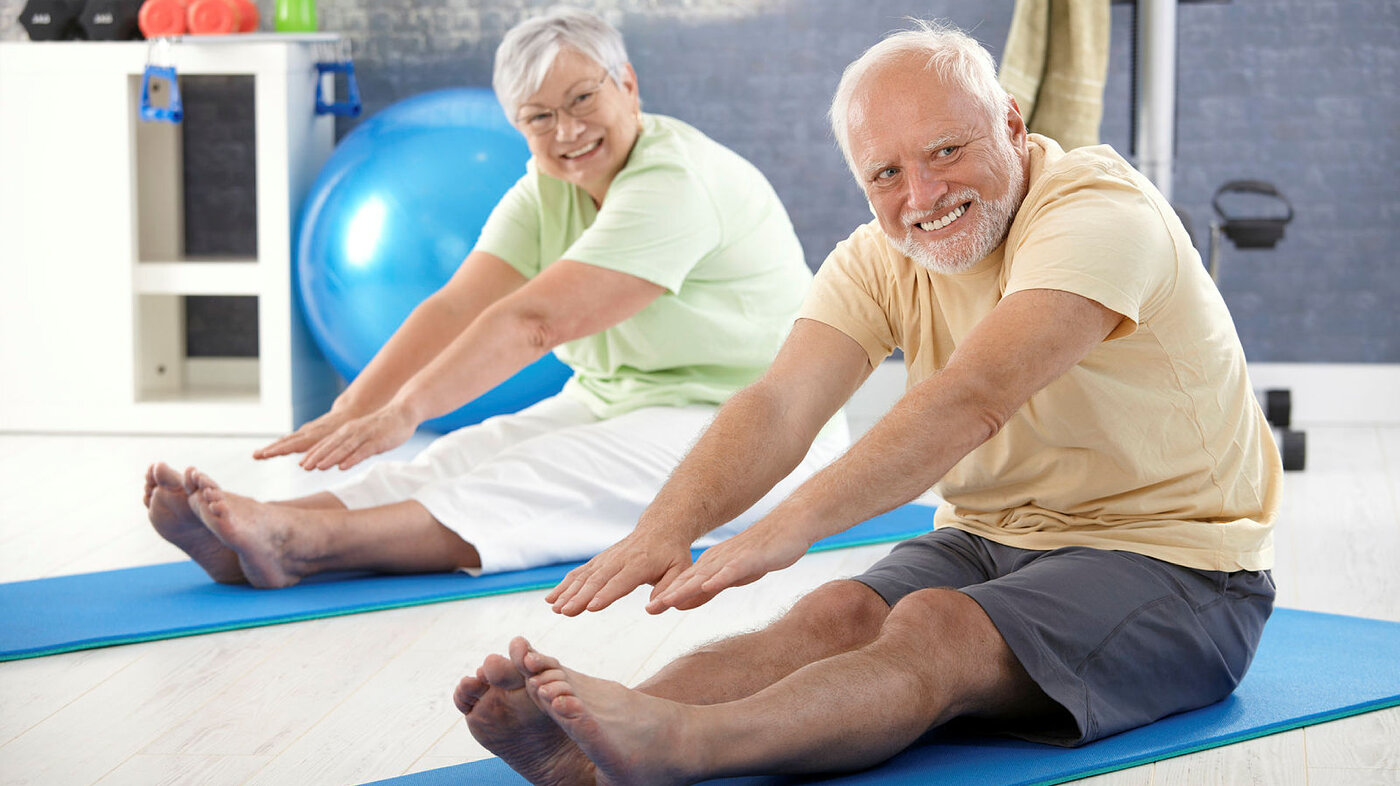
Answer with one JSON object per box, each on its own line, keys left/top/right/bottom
{"left": 1135, "top": 0, "right": 1176, "bottom": 200}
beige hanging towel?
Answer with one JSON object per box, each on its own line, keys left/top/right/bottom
{"left": 998, "top": 0, "right": 1111, "bottom": 150}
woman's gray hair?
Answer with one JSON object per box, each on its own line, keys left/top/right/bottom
{"left": 829, "top": 20, "right": 1010, "bottom": 176}
{"left": 493, "top": 6, "right": 631, "bottom": 120}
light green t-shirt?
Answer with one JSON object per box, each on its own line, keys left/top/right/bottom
{"left": 475, "top": 113, "right": 811, "bottom": 418}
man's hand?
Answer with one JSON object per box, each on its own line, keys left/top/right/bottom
{"left": 546, "top": 531, "right": 695, "bottom": 616}
{"left": 646, "top": 519, "right": 813, "bottom": 613}
{"left": 293, "top": 402, "right": 419, "bottom": 471}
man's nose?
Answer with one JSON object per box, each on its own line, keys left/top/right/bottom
{"left": 907, "top": 165, "right": 949, "bottom": 211}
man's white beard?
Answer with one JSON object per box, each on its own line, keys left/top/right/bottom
{"left": 892, "top": 145, "right": 1026, "bottom": 274}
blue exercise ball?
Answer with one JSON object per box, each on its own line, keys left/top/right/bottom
{"left": 296, "top": 88, "right": 572, "bottom": 433}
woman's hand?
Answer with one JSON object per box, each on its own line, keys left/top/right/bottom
{"left": 293, "top": 402, "right": 420, "bottom": 471}
{"left": 253, "top": 406, "right": 364, "bottom": 461}
{"left": 645, "top": 520, "right": 813, "bottom": 613}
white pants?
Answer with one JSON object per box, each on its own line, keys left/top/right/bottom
{"left": 331, "top": 394, "right": 851, "bottom": 574}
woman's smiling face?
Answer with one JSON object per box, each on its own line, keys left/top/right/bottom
{"left": 515, "top": 47, "right": 642, "bottom": 206}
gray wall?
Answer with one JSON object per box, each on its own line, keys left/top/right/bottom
{"left": 4, "top": 0, "right": 1397, "bottom": 362}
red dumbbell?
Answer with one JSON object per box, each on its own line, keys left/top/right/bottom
{"left": 137, "top": 0, "right": 186, "bottom": 37}
{"left": 185, "top": 0, "right": 257, "bottom": 34}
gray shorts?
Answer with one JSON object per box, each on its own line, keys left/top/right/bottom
{"left": 854, "top": 527, "right": 1275, "bottom": 746}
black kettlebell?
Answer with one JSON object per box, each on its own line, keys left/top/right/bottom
{"left": 78, "top": 0, "right": 143, "bottom": 40}
{"left": 1212, "top": 180, "right": 1293, "bottom": 250}
{"left": 18, "top": 0, "right": 86, "bottom": 40}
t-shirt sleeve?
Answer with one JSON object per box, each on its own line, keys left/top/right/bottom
{"left": 1003, "top": 166, "right": 1180, "bottom": 340}
{"left": 558, "top": 161, "right": 721, "bottom": 293}
{"left": 798, "top": 223, "right": 898, "bottom": 368}
{"left": 474, "top": 171, "right": 543, "bottom": 278}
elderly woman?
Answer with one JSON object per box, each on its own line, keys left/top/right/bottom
{"left": 143, "top": 7, "right": 847, "bottom": 588}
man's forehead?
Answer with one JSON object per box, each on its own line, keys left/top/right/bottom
{"left": 850, "top": 92, "right": 978, "bottom": 154}
{"left": 854, "top": 63, "right": 989, "bottom": 132}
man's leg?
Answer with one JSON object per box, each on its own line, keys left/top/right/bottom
{"left": 638, "top": 578, "right": 890, "bottom": 703}
{"left": 521, "top": 587, "right": 1058, "bottom": 785}
{"left": 456, "top": 579, "right": 892, "bottom": 785}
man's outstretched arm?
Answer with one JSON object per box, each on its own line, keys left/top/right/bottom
{"left": 650, "top": 287, "right": 1124, "bottom": 610}
{"left": 546, "top": 319, "right": 874, "bottom": 616}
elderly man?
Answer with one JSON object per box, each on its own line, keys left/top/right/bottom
{"left": 456, "top": 20, "right": 1279, "bottom": 785}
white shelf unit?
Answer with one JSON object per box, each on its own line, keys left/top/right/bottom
{"left": 0, "top": 39, "right": 342, "bottom": 434}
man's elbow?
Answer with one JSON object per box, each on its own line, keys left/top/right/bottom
{"left": 967, "top": 400, "right": 1012, "bottom": 445}
{"left": 945, "top": 371, "right": 1018, "bottom": 445}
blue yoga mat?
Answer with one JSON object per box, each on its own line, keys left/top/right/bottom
{"left": 0, "top": 504, "right": 935, "bottom": 661}
{"left": 368, "top": 607, "right": 1400, "bottom": 785}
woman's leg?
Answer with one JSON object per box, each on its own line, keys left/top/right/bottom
{"left": 147, "top": 395, "right": 594, "bottom": 585}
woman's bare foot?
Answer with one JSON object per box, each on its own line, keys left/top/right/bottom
{"left": 187, "top": 471, "right": 308, "bottom": 589}
{"left": 522, "top": 639, "right": 700, "bottom": 786}
{"left": 144, "top": 462, "right": 245, "bottom": 584}
{"left": 455, "top": 639, "right": 593, "bottom": 786}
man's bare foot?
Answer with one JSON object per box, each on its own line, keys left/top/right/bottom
{"left": 454, "top": 639, "right": 593, "bottom": 786}
{"left": 522, "top": 639, "right": 700, "bottom": 786}
{"left": 144, "top": 462, "right": 245, "bottom": 584}
{"left": 187, "top": 471, "right": 306, "bottom": 589}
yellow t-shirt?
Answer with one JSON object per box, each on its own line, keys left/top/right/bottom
{"left": 801, "top": 135, "right": 1280, "bottom": 572}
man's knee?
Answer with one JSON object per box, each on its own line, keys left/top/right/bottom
{"left": 871, "top": 587, "right": 1059, "bottom": 724}
{"left": 780, "top": 579, "right": 890, "bottom": 651}
{"left": 877, "top": 587, "right": 1004, "bottom": 661}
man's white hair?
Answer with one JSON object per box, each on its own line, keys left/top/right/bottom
{"left": 829, "top": 20, "right": 1011, "bottom": 177}
{"left": 493, "top": 6, "right": 630, "bottom": 120}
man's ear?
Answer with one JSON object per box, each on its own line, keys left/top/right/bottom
{"left": 1006, "top": 96, "right": 1028, "bottom": 146}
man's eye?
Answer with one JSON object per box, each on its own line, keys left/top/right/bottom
{"left": 876, "top": 167, "right": 898, "bottom": 181}
{"left": 936, "top": 146, "right": 959, "bottom": 157}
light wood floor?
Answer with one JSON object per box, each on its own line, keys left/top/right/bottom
{"left": 1, "top": 421, "right": 1397, "bottom": 785}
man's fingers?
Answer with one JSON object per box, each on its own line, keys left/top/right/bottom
{"left": 552, "top": 567, "right": 606, "bottom": 615}
{"left": 562, "top": 569, "right": 618, "bottom": 615}
{"left": 669, "top": 587, "right": 721, "bottom": 611}
{"left": 545, "top": 567, "right": 584, "bottom": 604}
{"left": 584, "top": 569, "right": 647, "bottom": 612}
{"left": 649, "top": 562, "right": 688, "bottom": 599}
{"left": 650, "top": 548, "right": 763, "bottom": 611}
{"left": 550, "top": 557, "right": 615, "bottom": 612}
{"left": 545, "top": 570, "right": 588, "bottom": 606}
{"left": 700, "top": 562, "right": 749, "bottom": 593}
{"left": 652, "top": 568, "right": 710, "bottom": 610}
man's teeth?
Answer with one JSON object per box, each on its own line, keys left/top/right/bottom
{"left": 918, "top": 204, "right": 966, "bottom": 231}
{"left": 563, "top": 140, "right": 601, "bottom": 159}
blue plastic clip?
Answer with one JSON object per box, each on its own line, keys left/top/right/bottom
{"left": 140, "top": 64, "right": 183, "bottom": 124}
{"left": 315, "top": 59, "right": 362, "bottom": 117}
